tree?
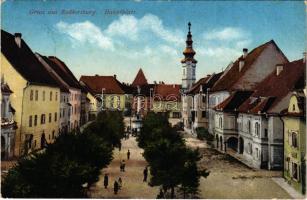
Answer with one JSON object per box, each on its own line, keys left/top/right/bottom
{"left": 137, "top": 112, "right": 210, "bottom": 198}
{"left": 2, "top": 132, "right": 113, "bottom": 198}
{"left": 84, "top": 110, "right": 125, "bottom": 148}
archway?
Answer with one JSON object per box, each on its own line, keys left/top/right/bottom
{"left": 215, "top": 134, "right": 219, "bottom": 148}
{"left": 239, "top": 137, "right": 244, "bottom": 154}
{"left": 227, "top": 137, "right": 238, "bottom": 151}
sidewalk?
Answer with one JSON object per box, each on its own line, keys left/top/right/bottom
{"left": 272, "top": 177, "right": 305, "bottom": 199}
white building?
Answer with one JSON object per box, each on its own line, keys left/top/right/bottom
{"left": 237, "top": 58, "right": 305, "bottom": 169}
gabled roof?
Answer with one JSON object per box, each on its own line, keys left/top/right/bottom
{"left": 187, "top": 72, "right": 223, "bottom": 95}
{"left": 80, "top": 75, "right": 125, "bottom": 94}
{"left": 211, "top": 40, "right": 288, "bottom": 92}
{"left": 1, "top": 30, "right": 59, "bottom": 87}
{"left": 154, "top": 84, "right": 181, "bottom": 101}
{"left": 48, "top": 56, "right": 81, "bottom": 89}
{"left": 214, "top": 90, "right": 253, "bottom": 112}
{"left": 132, "top": 68, "right": 148, "bottom": 87}
{"left": 238, "top": 59, "right": 306, "bottom": 114}
{"left": 36, "top": 54, "right": 70, "bottom": 93}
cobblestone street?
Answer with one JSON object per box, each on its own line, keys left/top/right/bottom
{"left": 88, "top": 133, "right": 293, "bottom": 199}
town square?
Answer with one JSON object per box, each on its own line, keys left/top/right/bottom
{"left": 1, "top": 1, "right": 306, "bottom": 199}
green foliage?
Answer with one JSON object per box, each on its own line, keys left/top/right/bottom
{"left": 137, "top": 112, "right": 210, "bottom": 198}
{"left": 1, "top": 110, "right": 124, "bottom": 198}
{"left": 84, "top": 110, "right": 125, "bottom": 148}
{"left": 196, "top": 127, "right": 213, "bottom": 142}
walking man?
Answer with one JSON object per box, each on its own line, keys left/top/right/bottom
{"left": 104, "top": 173, "right": 109, "bottom": 189}
{"left": 114, "top": 180, "right": 119, "bottom": 194}
{"left": 122, "top": 160, "right": 126, "bottom": 172}
{"left": 127, "top": 149, "right": 130, "bottom": 160}
{"left": 118, "top": 177, "right": 122, "bottom": 190}
{"left": 143, "top": 166, "right": 148, "bottom": 182}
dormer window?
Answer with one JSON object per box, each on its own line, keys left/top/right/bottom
{"left": 292, "top": 104, "right": 295, "bottom": 111}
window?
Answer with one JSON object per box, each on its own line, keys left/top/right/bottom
{"left": 29, "top": 116, "right": 32, "bottom": 127}
{"left": 50, "top": 91, "right": 53, "bottom": 101}
{"left": 291, "top": 132, "right": 298, "bottom": 148}
{"left": 34, "top": 115, "right": 38, "bottom": 126}
{"left": 248, "top": 143, "right": 252, "bottom": 154}
{"left": 202, "top": 111, "right": 206, "bottom": 118}
{"left": 202, "top": 95, "right": 206, "bottom": 103}
{"left": 248, "top": 120, "right": 251, "bottom": 134}
{"left": 52, "top": 131, "right": 55, "bottom": 139}
{"left": 219, "top": 117, "right": 223, "bottom": 128}
{"left": 41, "top": 114, "right": 46, "bottom": 124}
{"left": 255, "top": 122, "right": 260, "bottom": 137}
{"left": 292, "top": 104, "right": 295, "bottom": 111}
{"left": 292, "top": 163, "right": 299, "bottom": 180}
{"left": 55, "top": 92, "right": 58, "bottom": 101}
{"left": 43, "top": 91, "right": 45, "bottom": 101}
{"left": 264, "top": 129, "right": 268, "bottom": 138}
{"left": 54, "top": 112, "right": 57, "bottom": 122}
{"left": 255, "top": 148, "right": 259, "bottom": 159}
{"left": 30, "top": 90, "right": 34, "bottom": 101}
{"left": 35, "top": 90, "right": 38, "bottom": 101}
{"left": 49, "top": 113, "right": 52, "bottom": 123}
{"left": 48, "top": 134, "right": 51, "bottom": 140}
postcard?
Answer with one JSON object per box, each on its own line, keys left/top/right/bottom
{"left": 1, "top": 0, "right": 306, "bottom": 199}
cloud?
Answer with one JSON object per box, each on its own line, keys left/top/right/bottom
{"left": 105, "top": 14, "right": 183, "bottom": 45}
{"left": 55, "top": 21, "right": 114, "bottom": 50}
{"left": 204, "top": 27, "right": 249, "bottom": 41}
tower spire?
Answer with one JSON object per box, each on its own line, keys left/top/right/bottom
{"left": 181, "top": 22, "right": 197, "bottom": 64}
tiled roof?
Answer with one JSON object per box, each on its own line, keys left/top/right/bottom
{"left": 1, "top": 83, "right": 13, "bottom": 93}
{"left": 80, "top": 75, "right": 125, "bottom": 94}
{"left": 187, "top": 72, "right": 223, "bottom": 95}
{"left": 238, "top": 59, "right": 306, "bottom": 114}
{"left": 36, "top": 54, "right": 70, "bottom": 93}
{"left": 214, "top": 90, "right": 253, "bottom": 112}
{"left": 154, "top": 84, "right": 181, "bottom": 101}
{"left": 1, "top": 30, "right": 60, "bottom": 87}
{"left": 132, "top": 68, "right": 148, "bottom": 87}
{"left": 48, "top": 56, "right": 81, "bottom": 89}
{"left": 211, "top": 40, "right": 288, "bottom": 92}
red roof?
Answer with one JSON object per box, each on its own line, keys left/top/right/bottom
{"left": 238, "top": 59, "right": 306, "bottom": 114}
{"left": 187, "top": 72, "right": 223, "bottom": 95}
{"left": 153, "top": 84, "right": 181, "bottom": 101}
{"left": 211, "top": 40, "right": 288, "bottom": 92}
{"left": 132, "top": 68, "right": 148, "bottom": 87}
{"left": 48, "top": 56, "right": 81, "bottom": 89}
{"left": 214, "top": 91, "right": 253, "bottom": 112}
{"left": 80, "top": 75, "right": 125, "bottom": 94}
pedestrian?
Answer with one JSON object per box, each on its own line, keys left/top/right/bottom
{"left": 143, "top": 166, "right": 148, "bottom": 182}
{"left": 127, "top": 149, "right": 130, "bottom": 160}
{"left": 114, "top": 180, "right": 119, "bottom": 194}
{"left": 118, "top": 177, "right": 122, "bottom": 190}
{"left": 120, "top": 161, "right": 123, "bottom": 172}
{"left": 122, "top": 160, "right": 126, "bottom": 172}
{"left": 103, "top": 173, "right": 109, "bottom": 189}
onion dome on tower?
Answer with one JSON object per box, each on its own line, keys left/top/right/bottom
{"left": 181, "top": 22, "right": 197, "bottom": 64}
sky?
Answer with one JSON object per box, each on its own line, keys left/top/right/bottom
{"left": 1, "top": 0, "right": 306, "bottom": 84}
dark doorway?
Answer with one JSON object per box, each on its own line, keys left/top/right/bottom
{"left": 219, "top": 136, "right": 223, "bottom": 151}
{"left": 227, "top": 137, "right": 238, "bottom": 151}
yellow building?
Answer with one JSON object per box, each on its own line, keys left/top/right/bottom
{"left": 80, "top": 75, "right": 131, "bottom": 115}
{"left": 283, "top": 91, "right": 306, "bottom": 195}
{"left": 1, "top": 30, "right": 61, "bottom": 156}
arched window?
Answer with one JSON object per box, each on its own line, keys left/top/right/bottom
{"left": 219, "top": 117, "right": 223, "bottom": 128}
{"left": 255, "top": 122, "right": 260, "bottom": 136}
{"left": 248, "top": 120, "right": 251, "bottom": 134}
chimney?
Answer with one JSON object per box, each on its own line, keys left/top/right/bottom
{"left": 154, "top": 81, "right": 157, "bottom": 84}
{"left": 14, "top": 33, "right": 22, "bottom": 48}
{"left": 276, "top": 64, "right": 283, "bottom": 76}
{"left": 239, "top": 58, "right": 244, "bottom": 72}
{"left": 303, "top": 52, "right": 307, "bottom": 63}
{"left": 113, "top": 74, "right": 117, "bottom": 79}
{"left": 243, "top": 48, "right": 248, "bottom": 58}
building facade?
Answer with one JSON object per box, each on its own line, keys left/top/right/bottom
{"left": 283, "top": 92, "right": 306, "bottom": 194}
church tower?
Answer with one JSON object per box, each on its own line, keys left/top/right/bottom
{"left": 181, "top": 22, "right": 197, "bottom": 92}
